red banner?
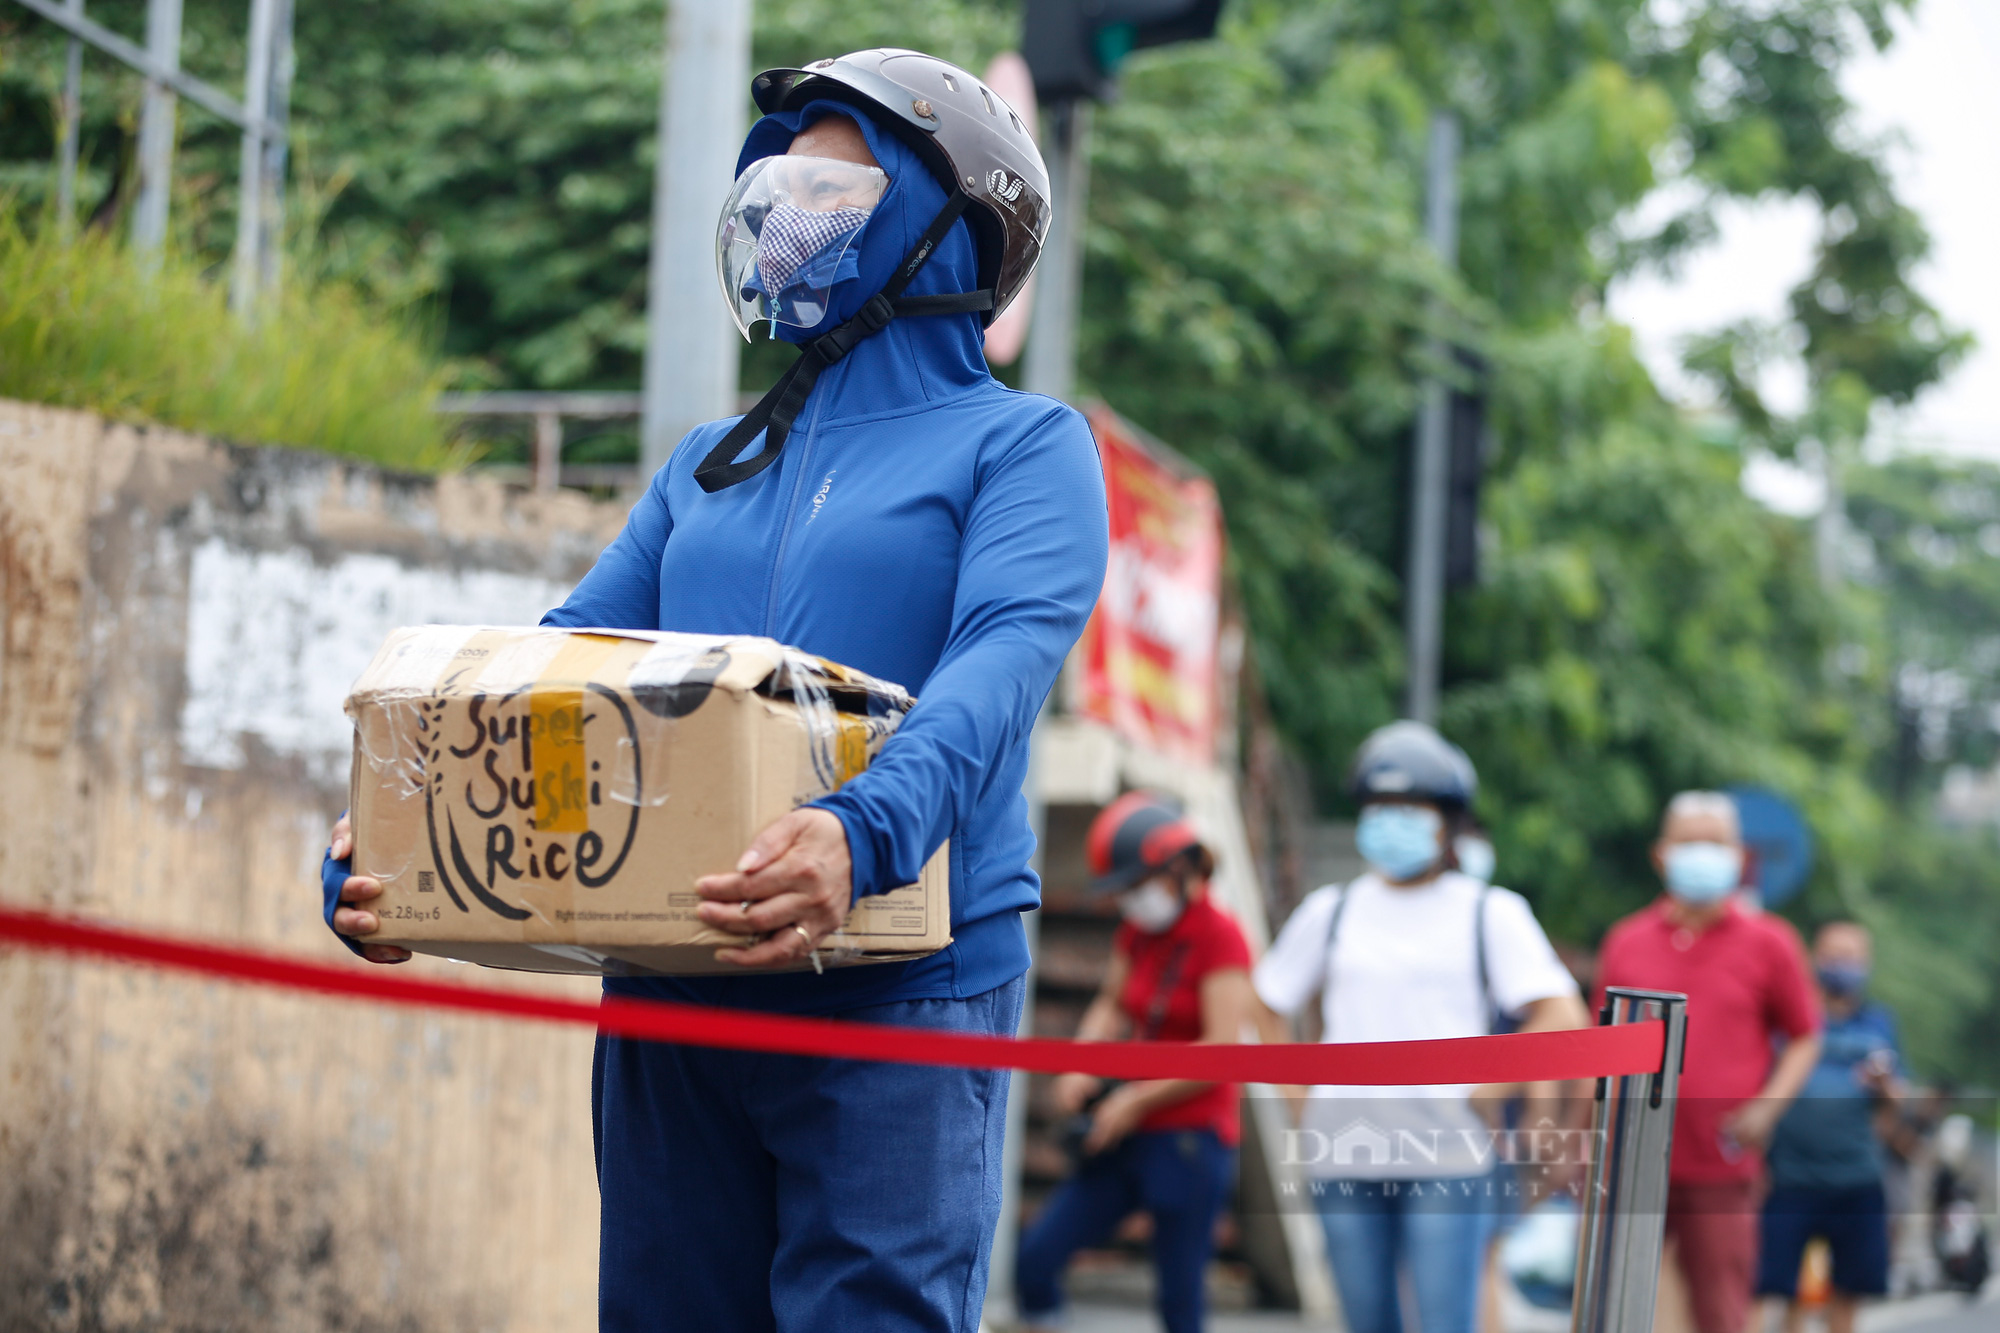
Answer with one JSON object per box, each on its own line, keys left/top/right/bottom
{"left": 1077, "top": 406, "right": 1225, "bottom": 763}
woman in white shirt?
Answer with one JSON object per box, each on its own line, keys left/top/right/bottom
{"left": 1254, "top": 722, "right": 1587, "bottom": 1333}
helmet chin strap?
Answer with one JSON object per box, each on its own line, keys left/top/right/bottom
{"left": 694, "top": 190, "right": 995, "bottom": 494}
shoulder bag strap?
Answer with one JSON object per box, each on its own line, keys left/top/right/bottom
{"left": 1136, "top": 939, "right": 1196, "bottom": 1042}
{"left": 1476, "top": 883, "right": 1514, "bottom": 1034}
{"left": 1319, "top": 882, "right": 1352, "bottom": 1041}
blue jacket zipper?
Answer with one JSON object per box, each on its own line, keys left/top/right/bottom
{"left": 763, "top": 381, "right": 829, "bottom": 638}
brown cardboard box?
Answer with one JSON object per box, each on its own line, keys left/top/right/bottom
{"left": 346, "top": 625, "right": 951, "bottom": 975}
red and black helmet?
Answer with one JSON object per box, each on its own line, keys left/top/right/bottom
{"left": 750, "top": 49, "right": 1050, "bottom": 324}
{"left": 1086, "top": 792, "right": 1205, "bottom": 894}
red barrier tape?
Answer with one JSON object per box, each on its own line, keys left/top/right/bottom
{"left": 0, "top": 906, "right": 1664, "bottom": 1085}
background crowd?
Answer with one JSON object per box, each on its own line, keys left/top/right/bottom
{"left": 1034, "top": 739, "right": 1989, "bottom": 1333}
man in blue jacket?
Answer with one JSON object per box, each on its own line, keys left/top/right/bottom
{"left": 326, "top": 49, "right": 1108, "bottom": 1332}
{"left": 1757, "top": 921, "right": 1904, "bottom": 1333}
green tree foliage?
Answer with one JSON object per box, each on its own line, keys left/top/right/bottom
{"left": 1082, "top": 40, "right": 1439, "bottom": 782}
{"left": 1080, "top": 0, "right": 1957, "bottom": 917}
{"left": 1072, "top": 2, "right": 1989, "bottom": 1080}
{"left": 1848, "top": 458, "right": 2000, "bottom": 791}
{"left": 0, "top": 1, "right": 1014, "bottom": 390}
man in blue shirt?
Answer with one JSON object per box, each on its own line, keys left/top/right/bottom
{"left": 326, "top": 50, "right": 1108, "bottom": 1332}
{"left": 1757, "top": 921, "right": 1903, "bottom": 1333}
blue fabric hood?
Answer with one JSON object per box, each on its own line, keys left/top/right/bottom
{"left": 735, "top": 101, "right": 989, "bottom": 419}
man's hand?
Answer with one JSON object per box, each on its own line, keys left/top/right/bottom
{"left": 695, "top": 807, "right": 852, "bottom": 968}
{"left": 1856, "top": 1050, "right": 1901, "bottom": 1101}
{"left": 1082, "top": 1083, "right": 1150, "bottom": 1155}
{"left": 327, "top": 813, "right": 412, "bottom": 965}
{"left": 1721, "top": 1097, "right": 1784, "bottom": 1153}
{"left": 1724, "top": 1030, "right": 1820, "bottom": 1155}
{"left": 1052, "top": 1072, "right": 1103, "bottom": 1116}
{"left": 1468, "top": 1081, "right": 1517, "bottom": 1129}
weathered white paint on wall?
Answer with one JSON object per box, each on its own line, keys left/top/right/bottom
{"left": 0, "top": 399, "right": 624, "bottom": 1331}
{"left": 179, "top": 538, "right": 573, "bottom": 779}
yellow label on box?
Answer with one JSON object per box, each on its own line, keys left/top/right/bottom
{"left": 531, "top": 635, "right": 623, "bottom": 833}
{"left": 832, "top": 712, "right": 871, "bottom": 788}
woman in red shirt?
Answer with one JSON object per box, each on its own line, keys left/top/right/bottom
{"left": 1015, "top": 793, "right": 1257, "bottom": 1333}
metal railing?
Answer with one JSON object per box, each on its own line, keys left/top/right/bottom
{"left": 437, "top": 390, "right": 767, "bottom": 492}
{"left": 11, "top": 0, "right": 293, "bottom": 313}
{"left": 436, "top": 392, "right": 644, "bottom": 492}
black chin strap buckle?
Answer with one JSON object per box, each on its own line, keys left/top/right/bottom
{"left": 808, "top": 293, "right": 896, "bottom": 366}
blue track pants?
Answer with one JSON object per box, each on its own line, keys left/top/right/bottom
{"left": 593, "top": 976, "right": 1024, "bottom": 1332}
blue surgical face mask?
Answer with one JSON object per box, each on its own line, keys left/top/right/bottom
{"left": 1817, "top": 962, "right": 1869, "bottom": 998}
{"left": 1662, "top": 841, "right": 1742, "bottom": 904}
{"left": 1454, "top": 835, "right": 1496, "bottom": 883}
{"left": 1356, "top": 804, "right": 1445, "bottom": 882}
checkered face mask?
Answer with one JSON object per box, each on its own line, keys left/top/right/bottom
{"left": 717, "top": 154, "right": 888, "bottom": 337}
{"left": 753, "top": 204, "right": 872, "bottom": 297}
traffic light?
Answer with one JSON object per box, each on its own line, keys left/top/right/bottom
{"left": 1022, "top": 0, "right": 1226, "bottom": 103}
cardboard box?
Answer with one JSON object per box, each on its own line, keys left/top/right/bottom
{"left": 346, "top": 625, "right": 951, "bottom": 975}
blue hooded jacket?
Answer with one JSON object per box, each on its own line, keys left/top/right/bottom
{"left": 535, "top": 102, "right": 1109, "bottom": 1013}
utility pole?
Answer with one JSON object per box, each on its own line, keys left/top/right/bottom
{"left": 1403, "top": 111, "right": 1460, "bottom": 725}
{"left": 131, "top": 0, "right": 183, "bottom": 257}
{"left": 257, "top": 0, "right": 294, "bottom": 300}
{"left": 997, "top": 8, "right": 1226, "bottom": 1320}
{"left": 992, "top": 87, "right": 1094, "bottom": 1330}
{"left": 989, "top": 100, "right": 1087, "bottom": 1321}
{"left": 1022, "top": 100, "right": 1091, "bottom": 402}
{"left": 55, "top": 0, "right": 83, "bottom": 241}
{"left": 640, "top": 0, "right": 749, "bottom": 481}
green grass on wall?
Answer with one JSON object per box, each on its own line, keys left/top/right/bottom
{"left": 0, "top": 211, "right": 461, "bottom": 471}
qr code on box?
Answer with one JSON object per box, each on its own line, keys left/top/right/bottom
{"left": 418, "top": 871, "right": 435, "bottom": 894}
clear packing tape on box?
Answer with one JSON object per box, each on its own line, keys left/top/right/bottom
{"left": 345, "top": 626, "right": 951, "bottom": 977}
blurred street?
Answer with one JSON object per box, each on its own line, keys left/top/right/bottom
{"left": 1036, "top": 1283, "right": 1998, "bottom": 1333}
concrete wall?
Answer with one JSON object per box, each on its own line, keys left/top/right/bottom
{"left": 0, "top": 399, "right": 628, "bottom": 1332}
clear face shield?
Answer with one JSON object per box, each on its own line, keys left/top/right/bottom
{"left": 716, "top": 154, "right": 889, "bottom": 340}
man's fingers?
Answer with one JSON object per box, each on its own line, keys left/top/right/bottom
{"left": 716, "top": 921, "right": 818, "bottom": 968}
{"left": 361, "top": 944, "right": 411, "bottom": 964}
{"left": 693, "top": 867, "right": 805, "bottom": 904}
{"left": 714, "top": 937, "right": 803, "bottom": 967}
{"left": 330, "top": 814, "right": 353, "bottom": 862}
{"left": 736, "top": 809, "right": 808, "bottom": 875}
{"left": 333, "top": 906, "right": 378, "bottom": 936}
{"left": 696, "top": 846, "right": 822, "bottom": 904}
{"left": 697, "top": 891, "right": 814, "bottom": 935}
{"left": 338, "top": 875, "right": 382, "bottom": 904}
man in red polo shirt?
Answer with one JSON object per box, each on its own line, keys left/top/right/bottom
{"left": 1596, "top": 791, "right": 1821, "bottom": 1333}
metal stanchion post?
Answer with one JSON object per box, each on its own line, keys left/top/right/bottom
{"left": 1571, "top": 987, "right": 1689, "bottom": 1333}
